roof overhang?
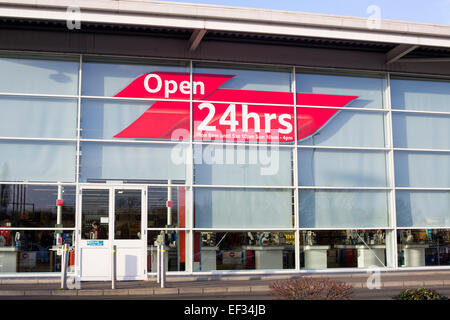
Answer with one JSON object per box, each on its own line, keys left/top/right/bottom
{"left": 0, "top": 0, "right": 449, "bottom": 62}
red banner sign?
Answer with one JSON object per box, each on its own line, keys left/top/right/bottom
{"left": 113, "top": 72, "right": 357, "bottom": 142}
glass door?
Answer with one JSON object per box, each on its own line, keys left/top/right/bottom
{"left": 112, "top": 188, "right": 147, "bottom": 280}
{"left": 78, "top": 185, "right": 147, "bottom": 281}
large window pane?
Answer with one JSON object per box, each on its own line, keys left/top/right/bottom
{"left": 147, "top": 230, "right": 186, "bottom": 272}
{"left": 396, "top": 191, "right": 450, "bottom": 228}
{"left": 82, "top": 59, "right": 188, "bottom": 97}
{"left": 301, "top": 230, "right": 387, "bottom": 269}
{"left": 298, "top": 110, "right": 386, "bottom": 147}
{"left": 0, "top": 140, "right": 76, "bottom": 182}
{"left": 194, "top": 231, "right": 295, "bottom": 271}
{"left": 193, "top": 64, "right": 293, "bottom": 102}
{"left": 391, "top": 77, "right": 450, "bottom": 112}
{"left": 81, "top": 189, "right": 109, "bottom": 240}
{"left": 0, "top": 185, "right": 75, "bottom": 228}
{"left": 0, "top": 230, "right": 74, "bottom": 273}
{"left": 298, "top": 149, "right": 388, "bottom": 187}
{"left": 148, "top": 186, "right": 186, "bottom": 228}
{"left": 79, "top": 142, "right": 187, "bottom": 183}
{"left": 115, "top": 189, "right": 141, "bottom": 240}
{"left": 194, "top": 144, "right": 293, "bottom": 186}
{"left": 398, "top": 229, "right": 450, "bottom": 267}
{"left": 395, "top": 151, "right": 450, "bottom": 188}
{"left": 393, "top": 113, "right": 450, "bottom": 150}
{"left": 0, "top": 56, "right": 78, "bottom": 95}
{"left": 296, "top": 72, "right": 386, "bottom": 109}
{"left": 299, "top": 190, "right": 389, "bottom": 228}
{"left": 0, "top": 96, "right": 77, "bottom": 138}
{"left": 81, "top": 99, "right": 189, "bottom": 141}
{"left": 195, "top": 188, "right": 294, "bottom": 228}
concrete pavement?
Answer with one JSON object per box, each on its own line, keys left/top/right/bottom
{"left": 1, "top": 270, "right": 450, "bottom": 298}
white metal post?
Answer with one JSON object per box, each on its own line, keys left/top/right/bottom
{"left": 112, "top": 245, "right": 117, "bottom": 289}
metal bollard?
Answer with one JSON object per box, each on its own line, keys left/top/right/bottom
{"left": 60, "top": 243, "right": 68, "bottom": 289}
{"left": 160, "top": 244, "right": 166, "bottom": 288}
{"left": 112, "top": 245, "right": 117, "bottom": 289}
{"left": 156, "top": 244, "right": 161, "bottom": 284}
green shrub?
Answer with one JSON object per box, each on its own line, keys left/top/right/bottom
{"left": 270, "top": 277, "right": 354, "bottom": 300}
{"left": 393, "top": 288, "right": 448, "bottom": 300}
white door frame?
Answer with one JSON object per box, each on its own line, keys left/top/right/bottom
{"left": 76, "top": 184, "right": 147, "bottom": 281}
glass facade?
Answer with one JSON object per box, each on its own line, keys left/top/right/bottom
{"left": 0, "top": 53, "right": 449, "bottom": 275}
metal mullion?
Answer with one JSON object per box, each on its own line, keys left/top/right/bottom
{"left": 391, "top": 108, "right": 450, "bottom": 116}
{"left": 0, "top": 137, "right": 77, "bottom": 142}
{"left": 297, "top": 145, "right": 389, "bottom": 151}
{"left": 298, "top": 186, "right": 391, "bottom": 190}
{"left": 191, "top": 140, "right": 295, "bottom": 148}
{"left": 147, "top": 228, "right": 189, "bottom": 231}
{"left": 193, "top": 184, "right": 295, "bottom": 189}
{"left": 296, "top": 105, "right": 387, "bottom": 113}
{"left": 192, "top": 228, "right": 296, "bottom": 232}
{"left": 80, "top": 138, "right": 190, "bottom": 145}
{"left": 74, "top": 55, "right": 83, "bottom": 280}
{"left": 292, "top": 66, "right": 301, "bottom": 271}
{"left": 76, "top": 55, "right": 82, "bottom": 185}
{"left": 394, "top": 147, "right": 450, "bottom": 153}
{"left": 80, "top": 183, "right": 188, "bottom": 188}
{"left": 81, "top": 95, "right": 191, "bottom": 104}
{"left": 397, "top": 226, "right": 450, "bottom": 230}
{"left": 0, "top": 92, "right": 78, "bottom": 99}
{"left": 385, "top": 72, "right": 399, "bottom": 269}
{"left": 298, "top": 227, "right": 395, "bottom": 231}
{"left": 395, "top": 187, "right": 450, "bottom": 191}
{"left": 0, "top": 181, "right": 76, "bottom": 185}
{"left": 188, "top": 60, "right": 194, "bottom": 274}
{"left": 192, "top": 99, "right": 295, "bottom": 108}
{"left": 0, "top": 228, "right": 76, "bottom": 231}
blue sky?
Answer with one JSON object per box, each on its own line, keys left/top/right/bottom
{"left": 163, "top": 0, "right": 450, "bottom": 25}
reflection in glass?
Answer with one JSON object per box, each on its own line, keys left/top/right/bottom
{"left": 0, "top": 140, "right": 76, "bottom": 182}
{"left": 396, "top": 191, "right": 450, "bottom": 228}
{"left": 0, "top": 96, "right": 77, "bottom": 138}
{"left": 0, "top": 230, "right": 74, "bottom": 273}
{"left": 82, "top": 60, "right": 188, "bottom": 97}
{"left": 298, "top": 111, "right": 386, "bottom": 147}
{"left": 79, "top": 142, "right": 187, "bottom": 183}
{"left": 398, "top": 229, "right": 450, "bottom": 267}
{"left": 148, "top": 186, "right": 185, "bottom": 228}
{"left": 299, "top": 190, "right": 389, "bottom": 228}
{"left": 391, "top": 77, "right": 450, "bottom": 112}
{"left": 193, "top": 64, "right": 293, "bottom": 97}
{"left": 298, "top": 149, "right": 388, "bottom": 187}
{"left": 0, "top": 56, "right": 79, "bottom": 95}
{"left": 296, "top": 72, "right": 386, "bottom": 109}
{"left": 115, "top": 189, "right": 141, "bottom": 240}
{"left": 300, "top": 230, "right": 386, "bottom": 269}
{"left": 81, "top": 189, "right": 109, "bottom": 240}
{"left": 81, "top": 99, "right": 190, "bottom": 141}
{"left": 194, "top": 144, "right": 293, "bottom": 186}
{"left": 0, "top": 185, "right": 75, "bottom": 228}
{"left": 393, "top": 113, "right": 450, "bottom": 150}
{"left": 147, "top": 230, "right": 186, "bottom": 272}
{"left": 195, "top": 188, "right": 294, "bottom": 229}
{"left": 395, "top": 151, "right": 450, "bottom": 188}
{"left": 194, "top": 231, "right": 295, "bottom": 271}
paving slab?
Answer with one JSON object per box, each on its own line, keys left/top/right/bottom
{"left": 77, "top": 290, "right": 104, "bottom": 296}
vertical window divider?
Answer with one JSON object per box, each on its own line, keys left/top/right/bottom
{"left": 386, "top": 72, "right": 399, "bottom": 269}
{"left": 188, "top": 60, "right": 194, "bottom": 274}
{"left": 292, "top": 66, "right": 301, "bottom": 271}
{"left": 75, "top": 54, "right": 83, "bottom": 279}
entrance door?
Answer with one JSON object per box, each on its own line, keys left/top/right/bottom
{"left": 78, "top": 185, "right": 147, "bottom": 281}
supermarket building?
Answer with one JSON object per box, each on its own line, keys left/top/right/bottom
{"left": 0, "top": 0, "right": 449, "bottom": 281}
